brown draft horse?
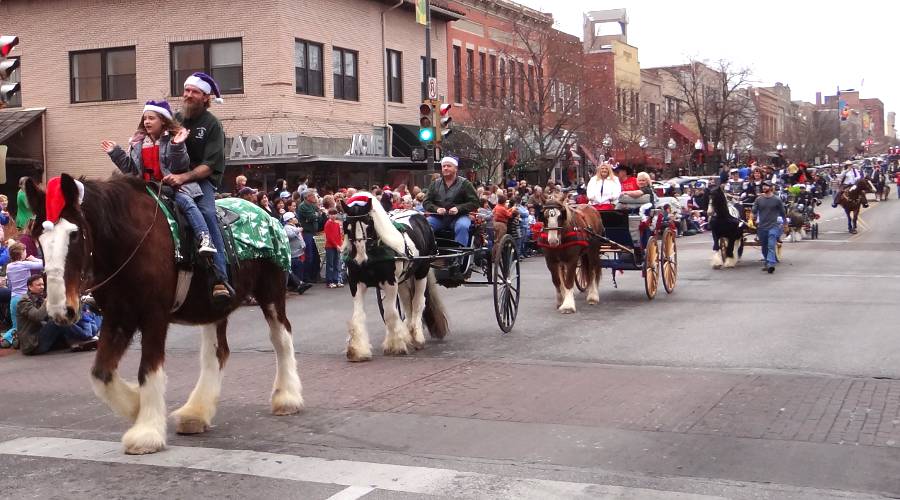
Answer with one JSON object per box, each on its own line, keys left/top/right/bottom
{"left": 539, "top": 196, "right": 603, "bottom": 314}
{"left": 25, "top": 174, "right": 302, "bottom": 455}
{"left": 836, "top": 177, "right": 875, "bottom": 234}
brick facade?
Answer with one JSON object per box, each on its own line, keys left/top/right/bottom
{"left": 0, "top": 0, "right": 453, "bottom": 189}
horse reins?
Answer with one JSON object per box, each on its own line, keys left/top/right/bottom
{"left": 81, "top": 182, "right": 163, "bottom": 295}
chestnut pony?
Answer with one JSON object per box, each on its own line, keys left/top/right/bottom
{"left": 26, "top": 174, "right": 302, "bottom": 455}
{"left": 539, "top": 195, "right": 603, "bottom": 313}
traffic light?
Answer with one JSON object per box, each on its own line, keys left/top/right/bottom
{"left": 0, "top": 36, "right": 19, "bottom": 108}
{"left": 436, "top": 103, "right": 452, "bottom": 144}
{"left": 418, "top": 101, "right": 435, "bottom": 143}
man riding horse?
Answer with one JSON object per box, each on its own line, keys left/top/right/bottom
{"left": 832, "top": 162, "right": 869, "bottom": 209}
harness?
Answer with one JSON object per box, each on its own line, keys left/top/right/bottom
{"left": 343, "top": 212, "right": 418, "bottom": 284}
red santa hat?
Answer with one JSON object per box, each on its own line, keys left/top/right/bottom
{"left": 345, "top": 194, "right": 372, "bottom": 207}
{"left": 43, "top": 176, "right": 85, "bottom": 231}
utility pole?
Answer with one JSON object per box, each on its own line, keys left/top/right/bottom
{"left": 424, "top": 0, "right": 433, "bottom": 172}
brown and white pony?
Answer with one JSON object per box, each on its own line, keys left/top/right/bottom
{"left": 836, "top": 177, "right": 875, "bottom": 234}
{"left": 539, "top": 197, "right": 603, "bottom": 314}
{"left": 26, "top": 174, "right": 302, "bottom": 455}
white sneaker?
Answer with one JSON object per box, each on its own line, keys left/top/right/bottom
{"left": 198, "top": 233, "right": 218, "bottom": 255}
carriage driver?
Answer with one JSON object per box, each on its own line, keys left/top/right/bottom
{"left": 423, "top": 156, "right": 479, "bottom": 247}
{"left": 832, "top": 161, "right": 868, "bottom": 209}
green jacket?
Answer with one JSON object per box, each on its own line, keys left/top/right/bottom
{"left": 423, "top": 176, "right": 478, "bottom": 214}
{"left": 15, "top": 189, "right": 32, "bottom": 229}
{"left": 297, "top": 201, "right": 325, "bottom": 234}
{"left": 16, "top": 293, "right": 47, "bottom": 355}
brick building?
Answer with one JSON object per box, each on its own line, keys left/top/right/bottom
{"left": 0, "top": 0, "right": 462, "bottom": 197}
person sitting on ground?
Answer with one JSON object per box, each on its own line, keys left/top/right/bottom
{"left": 18, "top": 275, "right": 98, "bottom": 355}
{"left": 101, "top": 100, "right": 217, "bottom": 256}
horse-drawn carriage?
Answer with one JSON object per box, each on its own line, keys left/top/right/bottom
{"left": 573, "top": 204, "right": 679, "bottom": 300}
{"left": 784, "top": 186, "right": 821, "bottom": 241}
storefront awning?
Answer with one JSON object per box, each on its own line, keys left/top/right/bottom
{"left": 0, "top": 108, "right": 45, "bottom": 144}
{"left": 670, "top": 122, "right": 699, "bottom": 143}
{"left": 295, "top": 155, "right": 434, "bottom": 170}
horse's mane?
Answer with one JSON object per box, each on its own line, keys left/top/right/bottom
{"left": 709, "top": 185, "right": 729, "bottom": 216}
{"left": 353, "top": 191, "right": 406, "bottom": 256}
{"left": 81, "top": 175, "right": 156, "bottom": 245}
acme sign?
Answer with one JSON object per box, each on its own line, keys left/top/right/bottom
{"left": 229, "top": 133, "right": 300, "bottom": 161}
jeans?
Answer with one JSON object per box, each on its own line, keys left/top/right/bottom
{"left": 325, "top": 248, "right": 342, "bottom": 284}
{"left": 287, "top": 255, "right": 304, "bottom": 290}
{"left": 757, "top": 227, "right": 780, "bottom": 267}
{"left": 195, "top": 179, "right": 228, "bottom": 280}
{"left": 175, "top": 191, "right": 210, "bottom": 240}
{"left": 427, "top": 214, "right": 471, "bottom": 247}
{"left": 302, "top": 232, "right": 321, "bottom": 283}
{"left": 27, "top": 321, "right": 95, "bottom": 355}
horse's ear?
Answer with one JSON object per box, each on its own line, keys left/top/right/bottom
{"left": 24, "top": 178, "right": 45, "bottom": 223}
{"left": 59, "top": 173, "right": 82, "bottom": 210}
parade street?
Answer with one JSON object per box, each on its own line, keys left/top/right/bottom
{"left": 0, "top": 200, "right": 898, "bottom": 500}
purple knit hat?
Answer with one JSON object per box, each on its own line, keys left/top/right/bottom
{"left": 184, "top": 72, "right": 224, "bottom": 103}
{"left": 142, "top": 100, "right": 173, "bottom": 120}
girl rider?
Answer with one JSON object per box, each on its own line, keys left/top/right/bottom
{"left": 101, "top": 100, "right": 216, "bottom": 256}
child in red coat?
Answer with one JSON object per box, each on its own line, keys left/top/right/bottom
{"left": 323, "top": 209, "right": 344, "bottom": 288}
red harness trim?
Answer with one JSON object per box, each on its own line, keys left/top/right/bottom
{"left": 537, "top": 230, "right": 589, "bottom": 249}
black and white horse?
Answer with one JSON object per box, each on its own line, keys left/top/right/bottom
{"left": 340, "top": 193, "right": 449, "bottom": 361}
{"left": 707, "top": 185, "right": 744, "bottom": 269}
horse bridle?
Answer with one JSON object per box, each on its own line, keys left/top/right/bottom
{"left": 344, "top": 213, "right": 379, "bottom": 248}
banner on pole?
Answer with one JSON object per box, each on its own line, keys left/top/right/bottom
{"left": 415, "top": 0, "right": 427, "bottom": 25}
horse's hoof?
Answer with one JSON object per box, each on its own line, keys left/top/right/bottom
{"left": 271, "top": 389, "right": 304, "bottom": 416}
{"left": 174, "top": 416, "right": 209, "bottom": 435}
{"left": 383, "top": 345, "right": 409, "bottom": 356}
{"left": 558, "top": 306, "right": 576, "bottom": 314}
{"left": 346, "top": 346, "right": 372, "bottom": 362}
{"left": 122, "top": 426, "right": 166, "bottom": 455}
{"left": 587, "top": 298, "right": 599, "bottom": 305}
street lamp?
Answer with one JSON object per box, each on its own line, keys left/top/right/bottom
{"left": 666, "top": 138, "right": 677, "bottom": 175}
{"left": 638, "top": 135, "right": 648, "bottom": 170}
{"left": 602, "top": 133, "right": 613, "bottom": 159}
{"left": 745, "top": 142, "right": 753, "bottom": 165}
{"left": 693, "top": 139, "right": 703, "bottom": 175}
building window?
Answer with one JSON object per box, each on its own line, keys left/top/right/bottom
{"left": 649, "top": 103, "right": 658, "bottom": 135}
{"left": 171, "top": 39, "right": 242, "bottom": 97}
{"left": 499, "top": 59, "right": 506, "bottom": 103}
{"left": 466, "top": 48, "right": 474, "bottom": 103}
{"left": 386, "top": 49, "right": 402, "bottom": 103}
{"left": 489, "top": 54, "right": 497, "bottom": 107}
{"left": 420, "top": 56, "right": 437, "bottom": 100}
{"left": 508, "top": 60, "right": 516, "bottom": 109}
{"left": 333, "top": 47, "right": 358, "bottom": 101}
{"left": 70, "top": 47, "right": 136, "bottom": 103}
{"left": 631, "top": 91, "right": 639, "bottom": 122}
{"left": 518, "top": 62, "right": 525, "bottom": 110}
{"left": 3, "top": 56, "right": 20, "bottom": 108}
{"left": 294, "top": 39, "right": 324, "bottom": 97}
{"left": 452, "top": 46, "right": 461, "bottom": 104}
{"left": 550, "top": 81, "right": 557, "bottom": 112}
{"left": 527, "top": 65, "right": 535, "bottom": 108}
{"left": 478, "top": 52, "right": 486, "bottom": 106}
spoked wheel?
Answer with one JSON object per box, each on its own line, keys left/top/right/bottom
{"left": 575, "top": 253, "right": 589, "bottom": 292}
{"left": 661, "top": 228, "right": 677, "bottom": 294}
{"left": 376, "top": 287, "right": 405, "bottom": 322}
{"left": 643, "top": 235, "right": 659, "bottom": 300}
{"left": 812, "top": 223, "right": 819, "bottom": 239}
{"left": 493, "top": 235, "right": 520, "bottom": 334}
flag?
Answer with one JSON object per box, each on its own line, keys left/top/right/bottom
{"left": 415, "top": 0, "right": 427, "bottom": 25}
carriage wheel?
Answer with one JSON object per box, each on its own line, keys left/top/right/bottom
{"left": 812, "top": 223, "right": 819, "bottom": 240}
{"left": 375, "top": 287, "right": 405, "bottom": 323}
{"left": 493, "top": 235, "right": 521, "bottom": 334}
{"left": 737, "top": 236, "right": 745, "bottom": 258}
{"left": 643, "top": 235, "right": 659, "bottom": 300}
{"left": 575, "top": 254, "right": 589, "bottom": 292}
{"left": 661, "top": 228, "right": 677, "bottom": 294}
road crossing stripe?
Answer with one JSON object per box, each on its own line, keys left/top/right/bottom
{"left": 0, "top": 437, "right": 726, "bottom": 500}
{"left": 325, "top": 486, "right": 375, "bottom": 500}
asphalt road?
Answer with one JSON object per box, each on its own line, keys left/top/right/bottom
{"left": 0, "top": 196, "right": 898, "bottom": 499}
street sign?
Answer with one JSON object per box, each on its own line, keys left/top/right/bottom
{"left": 428, "top": 77, "right": 437, "bottom": 100}
{"left": 827, "top": 139, "right": 839, "bottom": 152}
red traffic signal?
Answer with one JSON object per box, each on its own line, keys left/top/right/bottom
{"left": 0, "top": 36, "right": 18, "bottom": 57}
{"left": 438, "top": 103, "right": 452, "bottom": 141}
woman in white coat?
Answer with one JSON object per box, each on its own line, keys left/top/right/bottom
{"left": 586, "top": 162, "right": 621, "bottom": 210}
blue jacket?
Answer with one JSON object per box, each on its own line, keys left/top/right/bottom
{"left": 0, "top": 247, "right": 9, "bottom": 267}
{"left": 107, "top": 132, "right": 202, "bottom": 199}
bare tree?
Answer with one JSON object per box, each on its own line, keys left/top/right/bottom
{"left": 441, "top": 103, "right": 516, "bottom": 184}
{"left": 495, "top": 18, "right": 604, "bottom": 182}
{"left": 664, "top": 59, "right": 756, "bottom": 172}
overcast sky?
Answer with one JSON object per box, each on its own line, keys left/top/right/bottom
{"left": 515, "top": 0, "right": 900, "bottom": 130}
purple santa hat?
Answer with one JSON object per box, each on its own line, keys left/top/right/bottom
{"left": 184, "top": 72, "right": 224, "bottom": 103}
{"left": 142, "top": 100, "right": 173, "bottom": 120}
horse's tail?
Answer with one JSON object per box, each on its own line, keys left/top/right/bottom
{"left": 423, "top": 270, "right": 450, "bottom": 339}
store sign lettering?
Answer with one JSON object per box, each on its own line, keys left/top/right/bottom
{"left": 348, "top": 133, "right": 385, "bottom": 156}
{"left": 230, "top": 133, "right": 300, "bottom": 160}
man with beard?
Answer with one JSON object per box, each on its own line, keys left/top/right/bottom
{"left": 164, "top": 72, "right": 232, "bottom": 300}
